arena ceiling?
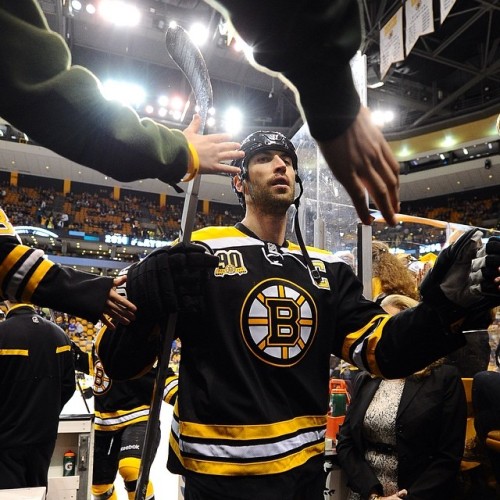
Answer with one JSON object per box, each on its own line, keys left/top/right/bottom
{"left": 2, "top": 0, "right": 498, "bottom": 207}
{"left": 37, "top": 0, "right": 500, "bottom": 139}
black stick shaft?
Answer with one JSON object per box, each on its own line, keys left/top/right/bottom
{"left": 135, "top": 25, "right": 213, "bottom": 500}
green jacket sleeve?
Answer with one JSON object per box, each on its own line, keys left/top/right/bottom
{"left": 0, "top": 0, "right": 189, "bottom": 186}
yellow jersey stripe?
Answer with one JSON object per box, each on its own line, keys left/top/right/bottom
{"left": 0, "top": 349, "right": 29, "bottom": 356}
{"left": 56, "top": 345, "right": 71, "bottom": 354}
{"left": 180, "top": 415, "right": 326, "bottom": 440}
{"left": 0, "top": 246, "right": 29, "bottom": 291}
{"left": 21, "top": 257, "right": 53, "bottom": 301}
{"left": 341, "top": 314, "right": 389, "bottom": 361}
{"left": 176, "top": 441, "right": 325, "bottom": 476}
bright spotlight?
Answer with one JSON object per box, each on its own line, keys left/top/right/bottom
{"left": 207, "top": 116, "right": 216, "bottom": 127}
{"left": 101, "top": 80, "right": 145, "bottom": 108}
{"left": 223, "top": 107, "right": 243, "bottom": 134}
{"left": 71, "top": 0, "right": 82, "bottom": 11}
{"left": 158, "top": 95, "right": 169, "bottom": 107}
{"left": 99, "top": 0, "right": 141, "bottom": 27}
{"left": 170, "top": 96, "right": 184, "bottom": 111}
{"left": 189, "top": 22, "right": 209, "bottom": 47}
{"left": 86, "top": 3, "right": 96, "bottom": 14}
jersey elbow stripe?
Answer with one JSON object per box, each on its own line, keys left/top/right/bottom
{"left": 0, "top": 246, "right": 52, "bottom": 301}
{"left": 56, "top": 345, "right": 71, "bottom": 354}
{"left": 343, "top": 314, "right": 390, "bottom": 376}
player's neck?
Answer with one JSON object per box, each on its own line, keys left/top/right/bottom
{"left": 240, "top": 210, "right": 286, "bottom": 245}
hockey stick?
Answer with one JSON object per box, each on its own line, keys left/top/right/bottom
{"left": 135, "top": 24, "right": 213, "bottom": 500}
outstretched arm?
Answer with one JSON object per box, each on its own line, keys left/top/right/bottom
{"left": 212, "top": 0, "right": 399, "bottom": 225}
{"left": 0, "top": 2, "right": 242, "bottom": 187}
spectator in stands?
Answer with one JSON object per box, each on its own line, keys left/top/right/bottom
{"left": 371, "top": 241, "right": 419, "bottom": 303}
{"left": 337, "top": 294, "right": 467, "bottom": 500}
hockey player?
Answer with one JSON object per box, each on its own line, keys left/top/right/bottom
{"left": 97, "top": 131, "right": 500, "bottom": 499}
{"left": 72, "top": 340, "right": 178, "bottom": 500}
{"left": 0, "top": 207, "right": 136, "bottom": 328}
{"left": 1, "top": 1, "right": 398, "bottom": 226}
{"left": 0, "top": 300, "right": 75, "bottom": 488}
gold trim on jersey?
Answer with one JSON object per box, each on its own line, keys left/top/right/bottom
{"left": 342, "top": 314, "right": 390, "bottom": 377}
{"left": 0, "top": 348, "right": 28, "bottom": 356}
{"left": 170, "top": 414, "right": 326, "bottom": 475}
{"left": 180, "top": 415, "right": 326, "bottom": 440}
{"left": 94, "top": 405, "right": 150, "bottom": 431}
{"left": 0, "top": 246, "right": 52, "bottom": 301}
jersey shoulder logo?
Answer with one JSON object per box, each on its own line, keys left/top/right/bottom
{"left": 214, "top": 249, "right": 248, "bottom": 277}
{"left": 240, "top": 278, "right": 318, "bottom": 367}
{"left": 93, "top": 359, "right": 111, "bottom": 395}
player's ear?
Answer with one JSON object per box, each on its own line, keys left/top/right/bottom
{"left": 233, "top": 174, "right": 244, "bottom": 194}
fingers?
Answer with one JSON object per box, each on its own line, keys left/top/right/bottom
{"left": 100, "top": 314, "right": 115, "bottom": 330}
{"left": 317, "top": 106, "right": 400, "bottom": 226}
{"left": 104, "top": 289, "right": 137, "bottom": 326}
{"left": 184, "top": 113, "right": 201, "bottom": 134}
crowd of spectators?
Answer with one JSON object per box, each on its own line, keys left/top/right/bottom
{"left": 1, "top": 177, "right": 498, "bottom": 258}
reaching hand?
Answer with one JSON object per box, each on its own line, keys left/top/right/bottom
{"left": 100, "top": 275, "right": 137, "bottom": 329}
{"left": 317, "top": 106, "right": 400, "bottom": 226}
{"left": 183, "top": 114, "right": 244, "bottom": 175}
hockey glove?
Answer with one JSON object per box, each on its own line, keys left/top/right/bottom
{"left": 125, "top": 242, "right": 218, "bottom": 319}
{"left": 167, "top": 242, "right": 219, "bottom": 313}
{"left": 470, "top": 236, "right": 500, "bottom": 297}
{"left": 420, "top": 229, "right": 500, "bottom": 330}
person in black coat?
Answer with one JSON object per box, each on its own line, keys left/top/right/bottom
{"left": 0, "top": 301, "right": 75, "bottom": 489}
{"left": 337, "top": 295, "right": 467, "bottom": 500}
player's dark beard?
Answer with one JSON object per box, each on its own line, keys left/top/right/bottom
{"left": 247, "top": 181, "right": 295, "bottom": 216}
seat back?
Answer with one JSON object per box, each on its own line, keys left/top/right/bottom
{"left": 461, "top": 378, "right": 481, "bottom": 471}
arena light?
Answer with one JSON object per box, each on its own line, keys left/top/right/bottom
{"left": 71, "top": 0, "right": 82, "bottom": 11}
{"left": 158, "top": 95, "right": 169, "bottom": 107}
{"left": 99, "top": 0, "right": 141, "bottom": 27}
{"left": 189, "top": 22, "right": 209, "bottom": 47}
{"left": 101, "top": 80, "right": 145, "bottom": 108}
{"left": 371, "top": 109, "right": 394, "bottom": 127}
{"left": 223, "top": 107, "right": 243, "bottom": 134}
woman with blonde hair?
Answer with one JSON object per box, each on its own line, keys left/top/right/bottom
{"left": 371, "top": 242, "right": 419, "bottom": 302}
{"left": 337, "top": 294, "right": 467, "bottom": 500}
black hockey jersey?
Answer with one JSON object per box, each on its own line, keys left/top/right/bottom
{"left": 0, "top": 304, "right": 75, "bottom": 447}
{"left": 73, "top": 341, "right": 178, "bottom": 432}
{"left": 98, "top": 224, "right": 464, "bottom": 477}
{"left": 0, "top": 208, "right": 114, "bottom": 322}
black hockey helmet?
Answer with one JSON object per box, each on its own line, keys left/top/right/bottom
{"left": 232, "top": 131, "right": 299, "bottom": 207}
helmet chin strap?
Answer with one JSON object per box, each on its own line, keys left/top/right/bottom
{"left": 293, "top": 176, "right": 322, "bottom": 284}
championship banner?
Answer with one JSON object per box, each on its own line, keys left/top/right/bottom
{"left": 405, "top": 0, "right": 434, "bottom": 56}
{"left": 440, "top": 0, "right": 457, "bottom": 25}
{"left": 380, "top": 7, "right": 404, "bottom": 79}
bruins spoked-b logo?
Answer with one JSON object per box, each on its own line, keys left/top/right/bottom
{"left": 93, "top": 359, "right": 111, "bottom": 395}
{"left": 240, "top": 278, "right": 317, "bottom": 366}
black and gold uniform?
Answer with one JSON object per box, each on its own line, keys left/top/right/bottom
{"left": 0, "top": 208, "right": 115, "bottom": 322}
{"left": 72, "top": 342, "right": 178, "bottom": 500}
{"left": 97, "top": 224, "right": 464, "bottom": 498}
{"left": 0, "top": 303, "right": 74, "bottom": 488}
